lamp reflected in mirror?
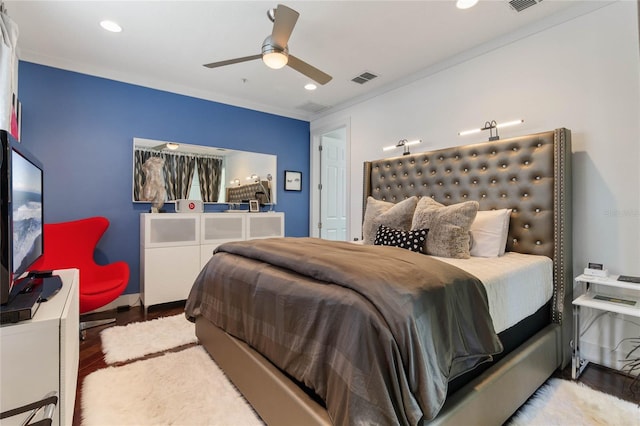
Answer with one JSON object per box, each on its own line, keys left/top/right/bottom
{"left": 153, "top": 142, "right": 179, "bottom": 151}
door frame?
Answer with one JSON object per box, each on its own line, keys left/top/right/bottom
{"left": 309, "top": 118, "right": 351, "bottom": 239}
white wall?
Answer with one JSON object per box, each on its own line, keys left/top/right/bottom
{"left": 312, "top": 1, "right": 640, "bottom": 370}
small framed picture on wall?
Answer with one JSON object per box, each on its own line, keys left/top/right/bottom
{"left": 284, "top": 170, "right": 302, "bottom": 191}
{"left": 249, "top": 199, "right": 260, "bottom": 212}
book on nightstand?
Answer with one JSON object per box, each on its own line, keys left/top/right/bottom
{"left": 592, "top": 294, "right": 636, "bottom": 306}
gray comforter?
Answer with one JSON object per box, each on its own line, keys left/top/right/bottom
{"left": 185, "top": 237, "right": 502, "bottom": 425}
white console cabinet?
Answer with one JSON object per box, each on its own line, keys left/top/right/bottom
{"left": 0, "top": 268, "right": 79, "bottom": 426}
{"left": 141, "top": 212, "right": 284, "bottom": 312}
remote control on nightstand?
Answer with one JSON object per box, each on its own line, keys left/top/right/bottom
{"left": 618, "top": 275, "right": 640, "bottom": 284}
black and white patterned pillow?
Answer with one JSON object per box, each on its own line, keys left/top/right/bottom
{"left": 374, "top": 225, "right": 428, "bottom": 254}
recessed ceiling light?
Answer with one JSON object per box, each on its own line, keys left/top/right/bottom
{"left": 304, "top": 83, "right": 317, "bottom": 91}
{"left": 100, "top": 20, "right": 122, "bottom": 33}
{"left": 456, "top": 0, "right": 479, "bottom": 9}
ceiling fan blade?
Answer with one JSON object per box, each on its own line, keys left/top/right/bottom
{"left": 271, "top": 4, "right": 299, "bottom": 48}
{"left": 203, "top": 54, "right": 262, "bottom": 68}
{"left": 287, "top": 55, "right": 332, "bottom": 85}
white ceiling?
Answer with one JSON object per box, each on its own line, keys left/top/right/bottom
{"left": 5, "top": 1, "right": 608, "bottom": 121}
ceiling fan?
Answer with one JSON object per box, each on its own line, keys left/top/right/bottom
{"left": 203, "top": 4, "right": 332, "bottom": 85}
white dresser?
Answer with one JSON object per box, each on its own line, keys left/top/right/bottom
{"left": 0, "top": 269, "right": 79, "bottom": 426}
{"left": 140, "top": 212, "right": 284, "bottom": 312}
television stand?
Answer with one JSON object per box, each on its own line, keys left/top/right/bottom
{"left": 0, "top": 268, "right": 79, "bottom": 426}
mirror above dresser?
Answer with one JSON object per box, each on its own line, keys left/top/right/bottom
{"left": 133, "top": 138, "right": 277, "bottom": 205}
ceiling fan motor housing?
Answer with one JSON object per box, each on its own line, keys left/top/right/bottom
{"left": 262, "top": 35, "right": 288, "bottom": 56}
{"left": 262, "top": 35, "right": 289, "bottom": 69}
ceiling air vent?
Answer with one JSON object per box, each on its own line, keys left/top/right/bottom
{"left": 351, "top": 71, "right": 378, "bottom": 85}
{"left": 508, "top": 0, "right": 542, "bottom": 13}
{"left": 296, "top": 101, "right": 329, "bottom": 113}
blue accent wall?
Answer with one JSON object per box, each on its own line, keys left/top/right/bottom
{"left": 17, "top": 61, "right": 310, "bottom": 296}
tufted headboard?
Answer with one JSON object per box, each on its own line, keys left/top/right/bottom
{"left": 363, "top": 128, "right": 573, "bottom": 364}
{"left": 226, "top": 181, "right": 272, "bottom": 204}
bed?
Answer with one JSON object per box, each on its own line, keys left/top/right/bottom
{"left": 185, "top": 128, "right": 573, "bottom": 425}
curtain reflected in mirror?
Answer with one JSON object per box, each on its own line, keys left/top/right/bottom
{"left": 196, "top": 156, "right": 223, "bottom": 202}
{"left": 134, "top": 148, "right": 222, "bottom": 202}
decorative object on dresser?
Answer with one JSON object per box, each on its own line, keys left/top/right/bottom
{"left": 175, "top": 199, "right": 204, "bottom": 213}
{"left": 139, "top": 212, "right": 284, "bottom": 314}
{"left": 284, "top": 170, "right": 302, "bottom": 191}
{"left": 140, "top": 157, "right": 167, "bottom": 213}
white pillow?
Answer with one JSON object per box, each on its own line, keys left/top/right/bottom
{"left": 469, "top": 209, "right": 512, "bottom": 257}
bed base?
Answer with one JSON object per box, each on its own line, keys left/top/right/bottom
{"left": 196, "top": 316, "right": 331, "bottom": 425}
{"left": 196, "top": 317, "right": 561, "bottom": 425}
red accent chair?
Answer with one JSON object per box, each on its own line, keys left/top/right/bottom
{"left": 30, "top": 217, "right": 129, "bottom": 328}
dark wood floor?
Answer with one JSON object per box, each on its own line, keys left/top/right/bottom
{"left": 72, "top": 303, "right": 639, "bottom": 425}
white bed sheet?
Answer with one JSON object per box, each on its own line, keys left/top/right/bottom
{"left": 434, "top": 252, "right": 553, "bottom": 333}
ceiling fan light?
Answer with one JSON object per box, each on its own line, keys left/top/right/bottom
{"left": 100, "top": 20, "right": 122, "bottom": 33}
{"left": 456, "top": 0, "right": 479, "bottom": 9}
{"left": 263, "top": 51, "right": 288, "bottom": 69}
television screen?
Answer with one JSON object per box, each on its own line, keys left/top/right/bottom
{"left": 0, "top": 131, "right": 45, "bottom": 307}
{"left": 11, "top": 148, "right": 43, "bottom": 279}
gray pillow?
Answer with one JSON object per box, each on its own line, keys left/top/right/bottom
{"left": 362, "top": 196, "right": 418, "bottom": 245}
{"left": 411, "top": 197, "right": 479, "bottom": 259}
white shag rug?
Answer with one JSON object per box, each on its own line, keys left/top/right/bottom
{"left": 100, "top": 314, "right": 197, "bottom": 364}
{"left": 93, "top": 316, "right": 639, "bottom": 425}
{"left": 508, "top": 378, "right": 640, "bottom": 426}
{"left": 82, "top": 345, "right": 263, "bottom": 426}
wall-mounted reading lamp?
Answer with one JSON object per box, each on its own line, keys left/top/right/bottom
{"left": 458, "top": 119, "right": 524, "bottom": 141}
{"left": 383, "top": 139, "right": 422, "bottom": 156}
{"left": 248, "top": 173, "right": 273, "bottom": 210}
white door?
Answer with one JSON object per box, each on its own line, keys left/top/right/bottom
{"left": 320, "top": 132, "right": 347, "bottom": 240}
{"left": 310, "top": 122, "right": 349, "bottom": 240}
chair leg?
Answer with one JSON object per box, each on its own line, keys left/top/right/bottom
{"left": 79, "top": 318, "right": 117, "bottom": 340}
{"left": 80, "top": 318, "right": 116, "bottom": 330}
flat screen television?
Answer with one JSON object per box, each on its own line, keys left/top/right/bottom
{"left": 0, "top": 130, "right": 44, "bottom": 306}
